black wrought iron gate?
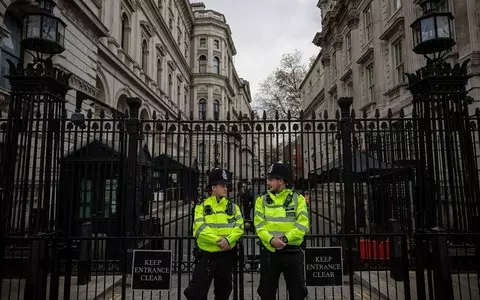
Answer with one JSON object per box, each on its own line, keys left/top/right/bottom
{"left": 1, "top": 62, "right": 480, "bottom": 299}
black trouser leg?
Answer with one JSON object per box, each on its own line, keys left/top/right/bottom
{"left": 257, "top": 249, "right": 281, "bottom": 300}
{"left": 212, "top": 251, "right": 234, "bottom": 300}
{"left": 184, "top": 256, "right": 213, "bottom": 300}
{"left": 282, "top": 251, "right": 308, "bottom": 300}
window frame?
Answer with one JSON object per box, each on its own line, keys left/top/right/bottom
{"left": 392, "top": 39, "right": 405, "bottom": 85}
{"left": 345, "top": 32, "right": 352, "bottom": 64}
{"left": 199, "top": 55, "right": 207, "bottom": 73}
{"left": 366, "top": 64, "right": 375, "bottom": 102}
{"left": 364, "top": 3, "right": 373, "bottom": 43}
{"left": 198, "top": 98, "right": 206, "bottom": 120}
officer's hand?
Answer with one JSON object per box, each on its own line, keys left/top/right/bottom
{"left": 217, "top": 238, "right": 230, "bottom": 250}
{"left": 270, "top": 237, "right": 286, "bottom": 249}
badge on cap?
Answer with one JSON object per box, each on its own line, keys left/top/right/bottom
{"left": 222, "top": 169, "right": 228, "bottom": 180}
{"left": 268, "top": 164, "right": 274, "bottom": 173}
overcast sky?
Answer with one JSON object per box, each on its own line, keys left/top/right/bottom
{"left": 191, "top": 0, "right": 321, "bottom": 103}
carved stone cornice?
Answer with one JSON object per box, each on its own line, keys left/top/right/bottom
{"left": 140, "top": 21, "right": 154, "bottom": 38}
{"left": 167, "top": 60, "right": 177, "bottom": 71}
{"left": 155, "top": 43, "right": 166, "bottom": 57}
{"left": 333, "top": 34, "right": 343, "bottom": 50}
{"left": 379, "top": 16, "right": 405, "bottom": 41}
{"left": 70, "top": 74, "right": 99, "bottom": 98}
{"left": 347, "top": 9, "right": 360, "bottom": 29}
{"left": 122, "top": 0, "right": 136, "bottom": 12}
{"left": 57, "top": 0, "right": 108, "bottom": 42}
{"left": 340, "top": 68, "right": 353, "bottom": 82}
{"left": 312, "top": 32, "right": 323, "bottom": 47}
{"left": 320, "top": 51, "right": 331, "bottom": 66}
{"left": 356, "top": 47, "right": 374, "bottom": 65}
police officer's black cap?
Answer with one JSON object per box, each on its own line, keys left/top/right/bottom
{"left": 267, "top": 162, "right": 290, "bottom": 182}
{"left": 207, "top": 168, "right": 231, "bottom": 186}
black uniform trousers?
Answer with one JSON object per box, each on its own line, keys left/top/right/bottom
{"left": 257, "top": 247, "right": 308, "bottom": 300}
{"left": 184, "top": 249, "right": 235, "bottom": 300}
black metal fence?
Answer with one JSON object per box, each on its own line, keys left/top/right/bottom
{"left": 1, "top": 91, "right": 480, "bottom": 299}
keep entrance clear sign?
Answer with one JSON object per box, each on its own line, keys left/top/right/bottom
{"left": 304, "top": 247, "right": 343, "bottom": 286}
{"left": 132, "top": 250, "right": 172, "bottom": 290}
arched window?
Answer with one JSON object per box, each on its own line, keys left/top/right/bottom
{"left": 121, "top": 13, "right": 130, "bottom": 52}
{"left": 168, "top": 74, "right": 173, "bottom": 101}
{"left": 213, "top": 57, "right": 220, "bottom": 74}
{"left": 157, "top": 58, "right": 162, "bottom": 87}
{"left": 141, "top": 40, "right": 149, "bottom": 71}
{"left": 213, "top": 100, "right": 219, "bottom": 120}
{"left": 199, "top": 55, "right": 207, "bottom": 73}
{"left": 1, "top": 13, "right": 21, "bottom": 90}
{"left": 198, "top": 98, "right": 206, "bottom": 120}
{"left": 198, "top": 143, "right": 205, "bottom": 162}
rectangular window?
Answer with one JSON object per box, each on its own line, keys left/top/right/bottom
{"left": 366, "top": 64, "right": 375, "bottom": 102}
{"left": 104, "top": 179, "right": 117, "bottom": 218}
{"left": 389, "top": 0, "right": 401, "bottom": 15}
{"left": 364, "top": 3, "right": 373, "bottom": 43}
{"left": 79, "top": 179, "right": 92, "bottom": 218}
{"left": 331, "top": 53, "right": 336, "bottom": 81}
{"left": 392, "top": 39, "right": 405, "bottom": 84}
{"left": 346, "top": 82, "right": 353, "bottom": 97}
{"left": 345, "top": 32, "right": 352, "bottom": 63}
{"left": 214, "top": 40, "right": 219, "bottom": 49}
{"left": 200, "top": 38, "right": 206, "bottom": 48}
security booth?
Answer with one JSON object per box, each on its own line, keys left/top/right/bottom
{"left": 310, "top": 149, "right": 410, "bottom": 263}
{"left": 152, "top": 154, "right": 199, "bottom": 205}
{"left": 59, "top": 140, "right": 153, "bottom": 260}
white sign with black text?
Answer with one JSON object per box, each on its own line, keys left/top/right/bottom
{"left": 131, "top": 250, "right": 172, "bottom": 291}
{"left": 304, "top": 247, "right": 343, "bottom": 287}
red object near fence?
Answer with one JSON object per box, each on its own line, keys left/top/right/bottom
{"left": 359, "top": 239, "right": 391, "bottom": 260}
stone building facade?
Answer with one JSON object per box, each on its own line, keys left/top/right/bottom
{"left": 189, "top": 3, "right": 257, "bottom": 182}
{"left": 301, "top": 0, "right": 480, "bottom": 119}
{"left": 300, "top": 0, "right": 480, "bottom": 178}
{"left": 0, "top": 0, "right": 255, "bottom": 174}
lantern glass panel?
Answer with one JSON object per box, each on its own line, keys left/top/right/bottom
{"left": 436, "top": 15, "right": 450, "bottom": 38}
{"left": 421, "top": 16, "right": 436, "bottom": 42}
{"left": 42, "top": 16, "right": 57, "bottom": 41}
{"left": 27, "top": 15, "right": 41, "bottom": 38}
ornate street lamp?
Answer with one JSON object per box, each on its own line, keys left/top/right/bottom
{"left": 21, "top": 0, "right": 66, "bottom": 57}
{"left": 411, "top": 0, "right": 455, "bottom": 56}
{"left": 1, "top": 1, "right": 71, "bottom": 298}
{"left": 406, "top": 2, "right": 479, "bottom": 298}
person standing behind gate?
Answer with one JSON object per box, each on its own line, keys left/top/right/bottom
{"left": 254, "top": 162, "right": 310, "bottom": 300}
{"left": 184, "top": 168, "right": 244, "bottom": 300}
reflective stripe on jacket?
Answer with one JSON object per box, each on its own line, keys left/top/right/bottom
{"left": 193, "top": 195, "right": 244, "bottom": 252}
{"left": 254, "top": 188, "right": 310, "bottom": 252}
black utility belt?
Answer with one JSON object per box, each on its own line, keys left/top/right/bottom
{"left": 199, "top": 249, "right": 235, "bottom": 256}
{"left": 275, "top": 245, "right": 302, "bottom": 253}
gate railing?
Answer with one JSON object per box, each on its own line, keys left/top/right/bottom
{"left": 1, "top": 95, "right": 480, "bottom": 299}
{"left": 1, "top": 233, "right": 479, "bottom": 300}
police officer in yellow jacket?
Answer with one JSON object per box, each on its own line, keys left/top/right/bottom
{"left": 254, "top": 163, "right": 310, "bottom": 300}
{"left": 184, "top": 168, "right": 244, "bottom": 300}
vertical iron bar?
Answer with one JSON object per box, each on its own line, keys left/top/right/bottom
{"left": 122, "top": 97, "right": 142, "bottom": 299}
{"left": 337, "top": 97, "right": 355, "bottom": 299}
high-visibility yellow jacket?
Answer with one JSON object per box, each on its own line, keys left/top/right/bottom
{"left": 254, "top": 188, "right": 310, "bottom": 252}
{"left": 193, "top": 196, "right": 244, "bottom": 252}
